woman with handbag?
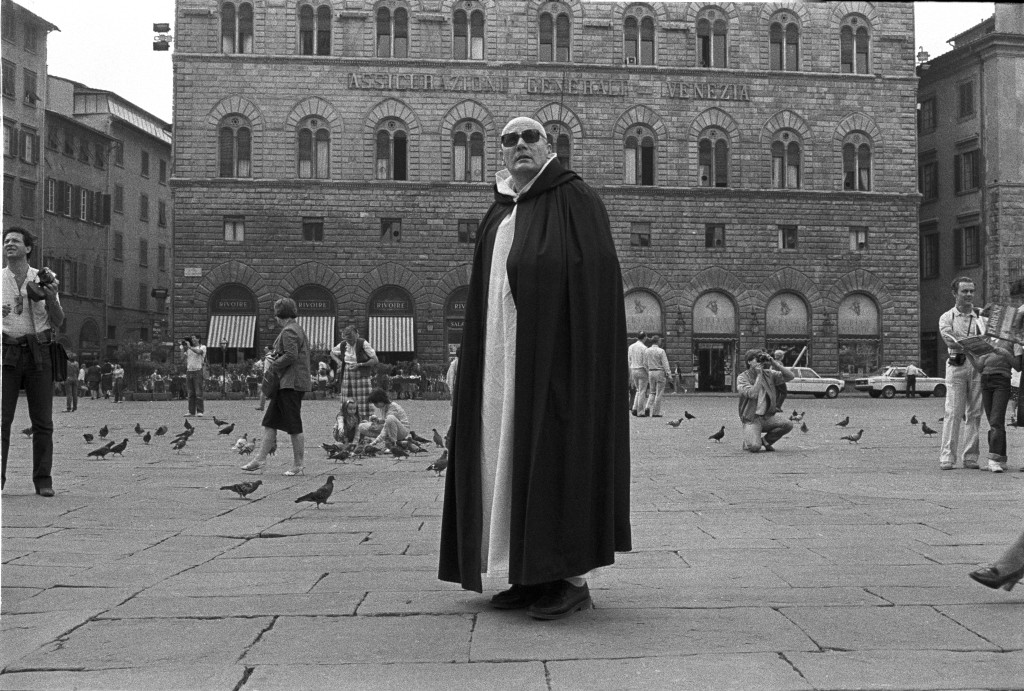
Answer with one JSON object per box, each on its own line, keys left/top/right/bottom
{"left": 242, "top": 298, "right": 311, "bottom": 476}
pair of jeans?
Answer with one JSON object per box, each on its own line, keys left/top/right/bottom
{"left": 113, "top": 378, "right": 124, "bottom": 403}
{"left": 630, "top": 369, "right": 649, "bottom": 413}
{"left": 2, "top": 344, "right": 54, "bottom": 490}
{"left": 981, "top": 372, "right": 1011, "bottom": 462}
{"left": 645, "top": 370, "right": 667, "bottom": 416}
{"left": 65, "top": 377, "right": 78, "bottom": 411}
{"left": 940, "top": 362, "right": 982, "bottom": 466}
{"left": 742, "top": 413, "right": 794, "bottom": 452}
{"left": 185, "top": 370, "right": 205, "bottom": 415}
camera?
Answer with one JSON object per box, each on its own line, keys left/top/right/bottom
{"left": 181, "top": 339, "right": 191, "bottom": 348}
{"left": 757, "top": 352, "right": 774, "bottom": 366}
{"left": 25, "top": 267, "right": 56, "bottom": 301}
{"left": 36, "top": 267, "right": 56, "bottom": 286}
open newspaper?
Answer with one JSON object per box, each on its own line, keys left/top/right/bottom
{"left": 985, "top": 304, "right": 1024, "bottom": 345}
{"left": 955, "top": 335, "right": 996, "bottom": 356}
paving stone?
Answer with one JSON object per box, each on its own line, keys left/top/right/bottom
{"left": 595, "top": 586, "right": 889, "bottom": 609}
{"left": 0, "top": 665, "right": 245, "bottom": 691}
{"left": 311, "top": 570, "right": 453, "bottom": 593}
{"left": 0, "top": 587, "right": 43, "bottom": 612}
{"left": 787, "top": 650, "right": 1024, "bottom": 690}
{"left": 5, "top": 586, "right": 137, "bottom": 614}
{"left": 870, "top": 585, "right": 1024, "bottom": 605}
{"left": 142, "top": 569, "right": 326, "bottom": 597}
{"left": 99, "top": 593, "right": 362, "bottom": 618}
{"left": 936, "top": 603, "right": 1024, "bottom": 650}
{"left": 0, "top": 611, "right": 98, "bottom": 669}
{"left": 248, "top": 662, "right": 547, "bottom": 690}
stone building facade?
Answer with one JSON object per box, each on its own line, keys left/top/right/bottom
{"left": 172, "top": 0, "right": 920, "bottom": 390}
{"left": 917, "top": 4, "right": 1024, "bottom": 376}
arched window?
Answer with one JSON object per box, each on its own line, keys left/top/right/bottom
{"left": 453, "top": 3, "right": 484, "bottom": 60}
{"left": 299, "top": 3, "right": 332, "bottom": 55}
{"left": 623, "top": 125, "right": 655, "bottom": 186}
{"left": 221, "top": 2, "right": 254, "bottom": 53}
{"left": 539, "top": 6, "right": 571, "bottom": 62}
{"left": 218, "top": 115, "right": 252, "bottom": 178}
{"left": 376, "top": 119, "right": 408, "bottom": 180}
{"left": 696, "top": 8, "right": 727, "bottom": 68}
{"left": 545, "top": 122, "right": 572, "bottom": 169}
{"left": 624, "top": 13, "right": 655, "bottom": 65}
{"left": 769, "top": 12, "right": 799, "bottom": 71}
{"left": 698, "top": 129, "right": 729, "bottom": 187}
{"left": 297, "top": 117, "right": 330, "bottom": 179}
{"left": 770, "top": 131, "right": 801, "bottom": 189}
{"left": 840, "top": 16, "right": 870, "bottom": 74}
{"left": 842, "top": 133, "right": 872, "bottom": 191}
{"left": 377, "top": 6, "right": 409, "bottom": 58}
{"left": 452, "top": 120, "right": 485, "bottom": 182}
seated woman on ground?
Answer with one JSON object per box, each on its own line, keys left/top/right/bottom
{"left": 357, "top": 388, "right": 411, "bottom": 450}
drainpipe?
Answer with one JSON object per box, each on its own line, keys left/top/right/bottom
{"left": 976, "top": 46, "right": 989, "bottom": 303}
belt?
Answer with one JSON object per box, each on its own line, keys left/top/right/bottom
{"left": 2, "top": 329, "right": 53, "bottom": 346}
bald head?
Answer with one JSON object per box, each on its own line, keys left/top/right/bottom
{"left": 502, "top": 116, "right": 545, "bottom": 136}
{"left": 501, "top": 116, "right": 552, "bottom": 189}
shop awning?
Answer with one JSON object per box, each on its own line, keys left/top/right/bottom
{"left": 368, "top": 316, "right": 415, "bottom": 352}
{"left": 207, "top": 315, "right": 256, "bottom": 348}
{"left": 297, "top": 316, "right": 336, "bottom": 351}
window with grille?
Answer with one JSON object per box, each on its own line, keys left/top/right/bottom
{"left": 297, "top": 117, "right": 330, "bottom": 179}
{"left": 955, "top": 225, "right": 980, "bottom": 267}
{"left": 705, "top": 224, "right": 726, "bottom": 248}
{"left": 221, "top": 1, "right": 254, "bottom": 53}
{"left": 771, "top": 132, "right": 801, "bottom": 189}
{"left": 219, "top": 115, "right": 252, "bottom": 177}
{"left": 919, "top": 230, "right": 939, "bottom": 279}
{"left": 954, "top": 150, "right": 980, "bottom": 193}
{"left": 452, "top": 121, "right": 485, "bottom": 182}
{"left": 698, "top": 131, "right": 729, "bottom": 187}
{"left": 299, "top": 3, "right": 332, "bottom": 55}
{"left": 224, "top": 216, "right": 245, "bottom": 242}
{"left": 769, "top": 13, "right": 799, "bottom": 71}
{"left": 842, "top": 134, "right": 872, "bottom": 191}
{"left": 778, "top": 225, "right": 798, "bottom": 249}
{"left": 453, "top": 3, "right": 484, "bottom": 60}
{"left": 302, "top": 217, "right": 324, "bottom": 242}
{"left": 376, "top": 120, "right": 408, "bottom": 180}
{"left": 623, "top": 126, "right": 655, "bottom": 186}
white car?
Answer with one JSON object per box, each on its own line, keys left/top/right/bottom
{"left": 785, "top": 367, "right": 845, "bottom": 398}
{"left": 853, "top": 366, "right": 947, "bottom": 399}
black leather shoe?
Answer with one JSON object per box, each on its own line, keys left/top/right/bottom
{"left": 490, "top": 583, "right": 549, "bottom": 610}
{"left": 37, "top": 487, "right": 55, "bottom": 497}
{"left": 528, "top": 581, "right": 592, "bottom": 620}
{"left": 969, "top": 564, "right": 1024, "bottom": 592}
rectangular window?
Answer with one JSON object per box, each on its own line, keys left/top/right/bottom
{"left": 917, "top": 98, "right": 936, "bottom": 133}
{"left": 849, "top": 226, "right": 868, "bottom": 251}
{"left": 93, "top": 265, "right": 103, "bottom": 298}
{"left": 113, "top": 141, "right": 123, "bottom": 166}
{"left": 19, "top": 128, "right": 38, "bottom": 164}
{"left": 158, "top": 244, "right": 167, "bottom": 271}
{"left": 159, "top": 158, "right": 167, "bottom": 184}
{"left": 630, "top": 222, "right": 651, "bottom": 247}
{"left": 63, "top": 132, "right": 75, "bottom": 157}
{"left": 46, "top": 125, "right": 59, "bottom": 150}
{"left": 919, "top": 228, "right": 939, "bottom": 279}
{"left": 956, "top": 225, "right": 981, "bottom": 268}
{"left": 457, "top": 219, "right": 477, "bottom": 244}
{"left": 22, "top": 68, "right": 37, "bottom": 106}
{"left": 158, "top": 200, "right": 167, "bottom": 226}
{"left": 3, "top": 175, "right": 14, "bottom": 215}
{"left": 381, "top": 218, "right": 402, "bottom": 243}
{"left": 79, "top": 188, "right": 89, "bottom": 221}
{"left": 140, "top": 194, "right": 149, "bottom": 222}
{"left": 302, "top": 217, "right": 324, "bottom": 242}
{"left": 704, "top": 223, "right": 726, "bottom": 248}
{"left": 1, "top": 9, "right": 14, "bottom": 42}
{"left": 78, "top": 137, "right": 90, "bottom": 163}
{"left": 139, "top": 283, "right": 149, "bottom": 311}
{"left": 78, "top": 263, "right": 87, "bottom": 297}
{"left": 919, "top": 160, "right": 938, "bottom": 201}
{"left": 958, "top": 81, "right": 975, "bottom": 119}
{"left": 141, "top": 150, "right": 150, "bottom": 177}
{"left": 63, "top": 182, "right": 72, "bottom": 216}
{"left": 112, "top": 278, "right": 123, "bottom": 307}
{"left": 3, "top": 121, "right": 14, "bottom": 157}
{"left": 95, "top": 143, "right": 105, "bottom": 169}
{"left": 224, "top": 216, "right": 245, "bottom": 242}
{"left": 19, "top": 180, "right": 35, "bottom": 219}
{"left": 778, "top": 225, "right": 798, "bottom": 249}
{"left": 954, "top": 150, "right": 980, "bottom": 193}
{"left": 139, "top": 238, "right": 149, "bottom": 267}
{"left": 107, "top": 325, "right": 116, "bottom": 340}
{"left": 113, "top": 184, "right": 124, "bottom": 213}
{"left": 24, "top": 25, "right": 37, "bottom": 52}
{"left": 114, "top": 232, "right": 124, "bottom": 261}
{"left": 1, "top": 59, "right": 14, "bottom": 98}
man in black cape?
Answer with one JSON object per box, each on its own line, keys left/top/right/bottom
{"left": 439, "top": 116, "right": 631, "bottom": 620}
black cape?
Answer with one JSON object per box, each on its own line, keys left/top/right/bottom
{"left": 438, "top": 159, "right": 632, "bottom": 592}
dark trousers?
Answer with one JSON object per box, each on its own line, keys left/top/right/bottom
{"left": 906, "top": 375, "right": 917, "bottom": 397}
{"left": 66, "top": 377, "right": 78, "bottom": 411}
{"left": 981, "top": 373, "right": 1011, "bottom": 461}
{"left": 113, "top": 378, "right": 124, "bottom": 402}
{"left": 100, "top": 374, "right": 112, "bottom": 398}
{"left": 186, "top": 370, "right": 205, "bottom": 414}
{"left": 2, "top": 345, "right": 54, "bottom": 490}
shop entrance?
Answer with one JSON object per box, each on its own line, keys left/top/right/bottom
{"left": 695, "top": 341, "right": 734, "bottom": 392}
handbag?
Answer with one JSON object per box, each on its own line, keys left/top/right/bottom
{"left": 50, "top": 342, "right": 69, "bottom": 382}
{"left": 261, "top": 365, "right": 280, "bottom": 398}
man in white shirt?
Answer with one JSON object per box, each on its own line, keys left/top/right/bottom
{"left": 905, "top": 363, "right": 924, "bottom": 398}
{"left": 628, "top": 331, "right": 650, "bottom": 417}
{"left": 182, "top": 335, "right": 207, "bottom": 417}
{"left": 643, "top": 335, "right": 671, "bottom": 417}
{"left": 937, "top": 277, "right": 984, "bottom": 470}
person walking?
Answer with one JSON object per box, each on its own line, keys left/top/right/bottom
{"left": 112, "top": 362, "right": 125, "bottom": 403}
{"left": 905, "top": 363, "right": 924, "bottom": 398}
{"left": 65, "top": 353, "right": 80, "bottom": 412}
{"left": 977, "top": 339, "right": 1023, "bottom": 472}
{"left": 628, "top": 331, "right": 649, "bottom": 416}
{"left": 970, "top": 532, "right": 1024, "bottom": 592}
{"left": 330, "top": 325, "right": 379, "bottom": 420}
{"left": 99, "top": 359, "right": 113, "bottom": 399}
{"left": 643, "top": 335, "right": 670, "bottom": 417}
{"left": 737, "top": 349, "right": 795, "bottom": 453}
{"left": 242, "top": 297, "right": 311, "bottom": 476}
{"left": 1, "top": 227, "right": 65, "bottom": 496}
{"left": 85, "top": 361, "right": 101, "bottom": 399}
{"left": 181, "top": 335, "right": 207, "bottom": 417}
{"left": 938, "top": 277, "right": 984, "bottom": 470}
{"left": 439, "top": 116, "right": 631, "bottom": 620}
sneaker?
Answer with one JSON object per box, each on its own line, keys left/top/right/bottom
{"left": 197, "top": 413, "right": 204, "bottom": 417}
{"left": 988, "top": 460, "right": 1006, "bottom": 473}
{"left": 964, "top": 460, "right": 980, "bottom": 470}
{"left": 940, "top": 462, "right": 955, "bottom": 470}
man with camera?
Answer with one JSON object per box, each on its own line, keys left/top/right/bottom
{"left": 737, "top": 348, "right": 795, "bottom": 453}
{"left": 181, "top": 335, "right": 207, "bottom": 417}
{"left": 2, "top": 227, "right": 65, "bottom": 496}
{"left": 938, "top": 277, "right": 984, "bottom": 470}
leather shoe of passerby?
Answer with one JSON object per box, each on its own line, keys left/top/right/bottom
{"left": 528, "top": 580, "right": 592, "bottom": 620}
{"left": 36, "top": 487, "right": 54, "bottom": 497}
{"left": 490, "top": 583, "right": 549, "bottom": 610}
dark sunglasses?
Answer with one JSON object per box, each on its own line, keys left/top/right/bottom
{"left": 500, "top": 129, "right": 543, "bottom": 147}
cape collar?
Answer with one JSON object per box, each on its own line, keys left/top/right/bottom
{"left": 493, "top": 156, "right": 574, "bottom": 205}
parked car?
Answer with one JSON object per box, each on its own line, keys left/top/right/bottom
{"left": 853, "top": 366, "right": 947, "bottom": 399}
{"left": 785, "top": 367, "right": 845, "bottom": 398}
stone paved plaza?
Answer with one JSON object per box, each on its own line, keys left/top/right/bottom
{"left": 1, "top": 392, "right": 1022, "bottom": 690}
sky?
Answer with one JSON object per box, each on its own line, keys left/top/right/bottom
{"left": 21, "top": 0, "right": 998, "bottom": 124}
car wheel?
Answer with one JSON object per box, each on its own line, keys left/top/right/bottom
{"left": 825, "top": 385, "right": 840, "bottom": 399}
{"left": 881, "top": 386, "right": 896, "bottom": 399}
{"left": 932, "top": 384, "right": 946, "bottom": 397}
{"left": 869, "top": 391, "right": 881, "bottom": 398}
{"left": 918, "top": 392, "right": 931, "bottom": 398}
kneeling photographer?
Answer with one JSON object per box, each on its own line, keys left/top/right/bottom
{"left": 737, "top": 349, "right": 795, "bottom": 453}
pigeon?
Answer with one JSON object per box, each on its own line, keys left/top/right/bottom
{"left": 98, "top": 425, "right": 109, "bottom": 438}
{"left": 840, "top": 429, "right": 864, "bottom": 444}
{"left": 142, "top": 431, "right": 152, "bottom": 445}
{"left": 231, "top": 433, "right": 249, "bottom": 451}
{"left": 800, "top": 421, "right": 809, "bottom": 433}
{"left": 835, "top": 417, "right": 850, "bottom": 427}
{"left": 387, "top": 443, "right": 409, "bottom": 458}
{"left": 403, "top": 439, "right": 427, "bottom": 454}
{"left": 154, "top": 425, "right": 168, "bottom": 437}
{"left": 709, "top": 426, "right": 725, "bottom": 442}
{"left": 910, "top": 415, "right": 918, "bottom": 425}
{"left": 83, "top": 433, "right": 94, "bottom": 443}
{"left": 409, "top": 430, "right": 431, "bottom": 445}
{"left": 667, "top": 418, "right": 685, "bottom": 427}
{"left": 921, "top": 422, "right": 938, "bottom": 436}
{"left": 295, "top": 476, "right": 334, "bottom": 508}
{"left": 432, "top": 428, "right": 445, "bottom": 448}
{"left": 172, "top": 428, "right": 195, "bottom": 442}
{"left": 321, "top": 442, "right": 346, "bottom": 455}
{"left": 108, "top": 438, "right": 129, "bottom": 456}
{"left": 239, "top": 439, "right": 257, "bottom": 456}
{"left": 21, "top": 427, "right": 33, "bottom": 437}
{"left": 937, "top": 417, "right": 944, "bottom": 423}
{"left": 213, "top": 415, "right": 229, "bottom": 427}
{"left": 329, "top": 448, "right": 352, "bottom": 462}
{"left": 218, "top": 423, "right": 235, "bottom": 436}
{"left": 357, "top": 444, "right": 379, "bottom": 457}
{"left": 427, "top": 450, "right": 448, "bottom": 476}
{"left": 87, "top": 443, "right": 114, "bottom": 458}
{"left": 220, "top": 480, "right": 263, "bottom": 499}
{"left": 183, "top": 418, "right": 194, "bottom": 430}
{"left": 134, "top": 422, "right": 144, "bottom": 435}
{"left": 684, "top": 411, "right": 696, "bottom": 420}
{"left": 171, "top": 437, "right": 189, "bottom": 453}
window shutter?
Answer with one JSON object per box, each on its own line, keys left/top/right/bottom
{"left": 71, "top": 185, "right": 80, "bottom": 218}
{"left": 102, "top": 194, "right": 111, "bottom": 224}
{"left": 55, "top": 181, "right": 64, "bottom": 215}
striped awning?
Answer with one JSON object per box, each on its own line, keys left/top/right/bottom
{"left": 297, "top": 316, "right": 335, "bottom": 351}
{"left": 207, "top": 315, "right": 256, "bottom": 348}
{"left": 368, "top": 316, "right": 415, "bottom": 353}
